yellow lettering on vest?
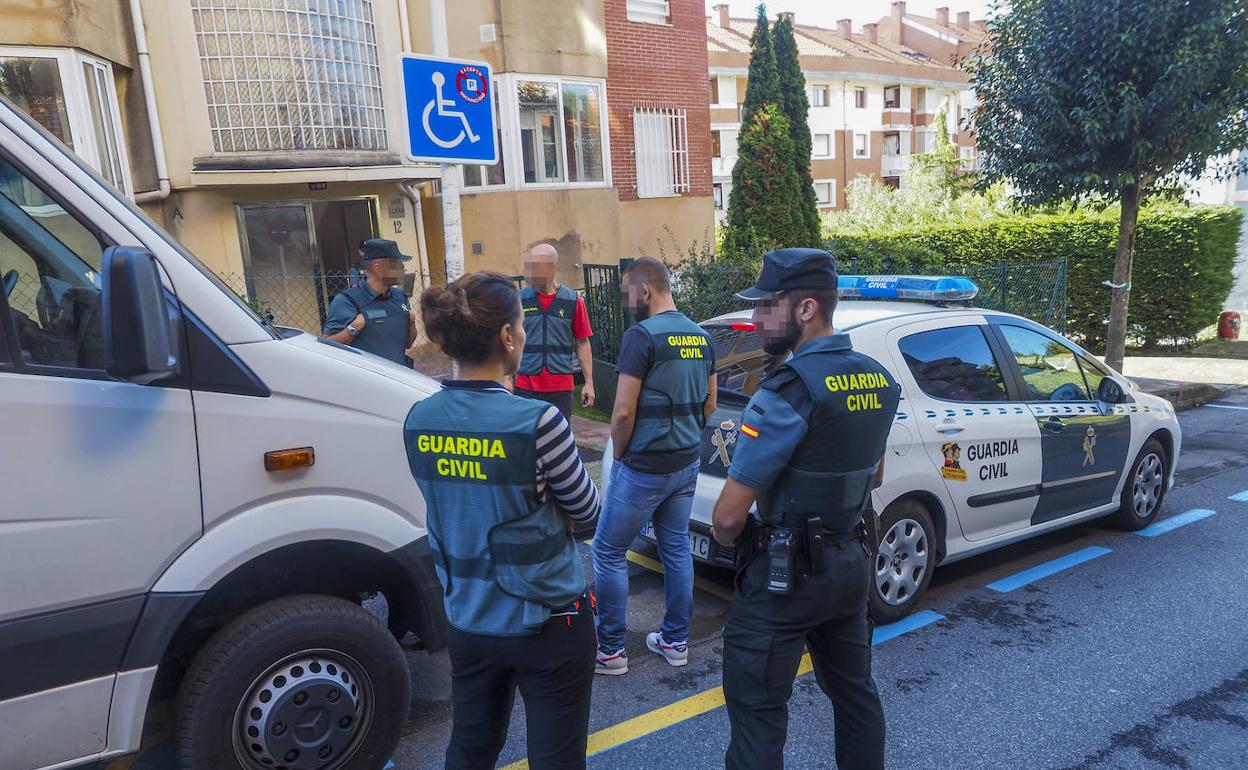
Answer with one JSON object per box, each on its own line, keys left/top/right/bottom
{"left": 417, "top": 433, "right": 508, "bottom": 460}
{"left": 679, "top": 346, "right": 704, "bottom": 359}
{"left": 846, "top": 393, "right": 883, "bottom": 412}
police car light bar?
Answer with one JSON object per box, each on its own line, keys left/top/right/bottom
{"left": 837, "top": 275, "right": 979, "bottom": 302}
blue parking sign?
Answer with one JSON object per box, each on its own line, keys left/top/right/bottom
{"left": 400, "top": 54, "right": 498, "bottom": 165}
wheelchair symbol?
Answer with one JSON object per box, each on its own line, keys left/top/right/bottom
{"left": 422, "top": 71, "right": 480, "bottom": 149}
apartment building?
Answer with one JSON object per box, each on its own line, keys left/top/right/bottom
{"left": 1, "top": 0, "right": 713, "bottom": 332}
{"left": 707, "top": 3, "right": 982, "bottom": 217}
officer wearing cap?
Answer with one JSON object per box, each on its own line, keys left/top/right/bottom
{"left": 710, "top": 248, "right": 899, "bottom": 770}
{"left": 322, "top": 238, "right": 418, "bottom": 365}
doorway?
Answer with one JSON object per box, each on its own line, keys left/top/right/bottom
{"left": 237, "top": 198, "right": 378, "bottom": 332}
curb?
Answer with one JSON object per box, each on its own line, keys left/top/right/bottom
{"left": 1138, "top": 381, "right": 1240, "bottom": 412}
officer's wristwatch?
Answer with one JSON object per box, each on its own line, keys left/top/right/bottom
{"left": 346, "top": 323, "right": 362, "bottom": 338}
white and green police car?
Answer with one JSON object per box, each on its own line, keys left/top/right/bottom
{"left": 609, "top": 276, "right": 1181, "bottom": 624}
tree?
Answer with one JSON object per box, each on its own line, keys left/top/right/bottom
{"left": 909, "top": 105, "right": 964, "bottom": 198}
{"left": 966, "top": 0, "right": 1248, "bottom": 370}
{"left": 773, "top": 14, "right": 821, "bottom": 246}
{"left": 722, "top": 5, "right": 808, "bottom": 259}
{"left": 723, "top": 104, "right": 806, "bottom": 258}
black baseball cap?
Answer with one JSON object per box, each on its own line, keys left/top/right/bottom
{"left": 359, "top": 238, "right": 412, "bottom": 262}
{"left": 734, "top": 248, "right": 838, "bottom": 301}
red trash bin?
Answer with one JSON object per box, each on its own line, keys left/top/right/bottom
{"left": 1219, "top": 311, "right": 1241, "bottom": 339}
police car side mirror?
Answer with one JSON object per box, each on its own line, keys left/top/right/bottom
{"left": 102, "top": 246, "right": 179, "bottom": 385}
{"left": 1096, "top": 378, "right": 1126, "bottom": 404}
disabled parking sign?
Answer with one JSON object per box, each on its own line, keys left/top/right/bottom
{"left": 400, "top": 54, "right": 498, "bottom": 165}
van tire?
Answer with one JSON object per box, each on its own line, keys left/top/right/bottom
{"left": 176, "top": 594, "right": 410, "bottom": 770}
{"left": 868, "top": 500, "right": 936, "bottom": 626}
{"left": 1111, "top": 439, "right": 1169, "bottom": 531}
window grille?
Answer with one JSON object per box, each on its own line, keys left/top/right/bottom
{"left": 191, "top": 0, "right": 387, "bottom": 153}
{"left": 633, "top": 105, "right": 689, "bottom": 198}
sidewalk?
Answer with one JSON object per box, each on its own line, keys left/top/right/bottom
{"left": 1122, "top": 355, "right": 1248, "bottom": 410}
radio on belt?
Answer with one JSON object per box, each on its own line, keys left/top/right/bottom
{"left": 767, "top": 528, "right": 797, "bottom": 595}
{"left": 837, "top": 275, "right": 979, "bottom": 303}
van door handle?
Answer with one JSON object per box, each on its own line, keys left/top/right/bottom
{"left": 936, "top": 421, "right": 965, "bottom": 434}
{"left": 1044, "top": 416, "right": 1066, "bottom": 432}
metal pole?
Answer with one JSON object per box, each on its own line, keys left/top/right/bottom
{"left": 430, "top": 0, "right": 465, "bottom": 284}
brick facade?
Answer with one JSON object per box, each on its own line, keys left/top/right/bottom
{"left": 604, "top": 0, "right": 713, "bottom": 202}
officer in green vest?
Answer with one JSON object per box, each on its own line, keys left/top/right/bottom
{"left": 592, "top": 256, "right": 718, "bottom": 675}
{"left": 321, "top": 238, "right": 417, "bottom": 366}
{"left": 711, "top": 249, "right": 899, "bottom": 770}
{"left": 405, "top": 271, "right": 601, "bottom": 769}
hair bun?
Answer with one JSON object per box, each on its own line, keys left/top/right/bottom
{"left": 419, "top": 271, "right": 520, "bottom": 363}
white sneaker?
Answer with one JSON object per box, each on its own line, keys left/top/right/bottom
{"left": 595, "top": 647, "right": 629, "bottom": 676}
{"left": 646, "top": 632, "right": 689, "bottom": 667}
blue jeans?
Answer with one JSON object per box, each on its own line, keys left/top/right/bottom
{"left": 592, "top": 458, "right": 700, "bottom": 652}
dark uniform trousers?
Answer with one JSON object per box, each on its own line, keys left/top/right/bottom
{"left": 722, "top": 540, "right": 885, "bottom": 770}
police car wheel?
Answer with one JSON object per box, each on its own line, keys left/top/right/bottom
{"left": 176, "top": 594, "right": 410, "bottom": 770}
{"left": 869, "top": 500, "right": 936, "bottom": 626}
{"left": 1111, "top": 439, "right": 1169, "bottom": 531}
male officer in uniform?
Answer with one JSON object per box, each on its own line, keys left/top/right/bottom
{"left": 710, "top": 248, "right": 899, "bottom": 770}
{"left": 322, "top": 238, "right": 418, "bottom": 366}
{"left": 515, "top": 243, "right": 595, "bottom": 419}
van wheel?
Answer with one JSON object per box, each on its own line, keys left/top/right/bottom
{"left": 1111, "top": 439, "right": 1169, "bottom": 531}
{"left": 176, "top": 595, "right": 410, "bottom": 770}
{"left": 868, "top": 500, "right": 936, "bottom": 626}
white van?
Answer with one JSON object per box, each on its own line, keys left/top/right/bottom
{"left": 0, "top": 99, "right": 446, "bottom": 769}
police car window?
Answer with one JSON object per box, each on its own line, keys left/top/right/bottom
{"left": 0, "top": 155, "right": 107, "bottom": 371}
{"left": 1076, "top": 354, "right": 1109, "bottom": 397}
{"left": 897, "top": 325, "right": 1009, "bottom": 402}
{"left": 704, "top": 323, "right": 782, "bottom": 399}
{"left": 1000, "top": 325, "right": 1091, "bottom": 401}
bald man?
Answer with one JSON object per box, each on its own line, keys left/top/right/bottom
{"left": 515, "top": 244, "right": 595, "bottom": 420}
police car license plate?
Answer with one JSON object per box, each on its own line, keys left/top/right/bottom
{"left": 639, "top": 521, "right": 713, "bottom": 561}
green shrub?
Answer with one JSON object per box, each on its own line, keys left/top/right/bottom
{"left": 825, "top": 204, "right": 1242, "bottom": 350}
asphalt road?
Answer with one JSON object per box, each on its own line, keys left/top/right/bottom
{"left": 102, "top": 389, "right": 1248, "bottom": 770}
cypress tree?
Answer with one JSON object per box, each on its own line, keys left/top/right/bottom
{"left": 773, "top": 15, "right": 822, "bottom": 246}
{"left": 739, "top": 4, "right": 781, "bottom": 127}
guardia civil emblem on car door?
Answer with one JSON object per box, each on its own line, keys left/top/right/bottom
{"left": 1083, "top": 426, "right": 1097, "bottom": 466}
{"left": 710, "top": 420, "right": 738, "bottom": 467}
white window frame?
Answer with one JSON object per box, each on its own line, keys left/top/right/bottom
{"left": 627, "top": 0, "right": 671, "bottom": 25}
{"left": 713, "top": 182, "right": 724, "bottom": 210}
{"left": 713, "top": 75, "right": 737, "bottom": 108}
{"left": 959, "top": 145, "right": 976, "bottom": 170}
{"left": 812, "top": 133, "right": 833, "bottom": 159}
{"left": 460, "top": 81, "right": 507, "bottom": 193}
{"left": 853, "top": 132, "right": 871, "bottom": 159}
{"left": 503, "top": 73, "right": 611, "bottom": 192}
{"left": 854, "top": 86, "right": 867, "bottom": 110}
{"left": 813, "top": 179, "right": 835, "bottom": 207}
{"left": 809, "top": 85, "right": 829, "bottom": 108}
{"left": 0, "top": 46, "right": 132, "bottom": 197}
{"left": 633, "top": 104, "right": 690, "bottom": 199}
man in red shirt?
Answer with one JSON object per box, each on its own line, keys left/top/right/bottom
{"left": 515, "top": 244, "right": 595, "bottom": 419}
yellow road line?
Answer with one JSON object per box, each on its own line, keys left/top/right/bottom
{"left": 624, "top": 550, "right": 735, "bottom": 602}
{"left": 500, "top": 653, "right": 814, "bottom": 769}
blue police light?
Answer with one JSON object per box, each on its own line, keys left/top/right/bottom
{"left": 837, "top": 275, "right": 979, "bottom": 302}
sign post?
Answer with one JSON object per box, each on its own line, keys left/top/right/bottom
{"left": 400, "top": 50, "right": 497, "bottom": 286}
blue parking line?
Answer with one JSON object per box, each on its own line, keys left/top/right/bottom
{"left": 1229, "top": 490, "right": 1248, "bottom": 502}
{"left": 872, "top": 610, "right": 944, "bottom": 645}
{"left": 986, "top": 546, "right": 1112, "bottom": 593}
{"left": 1136, "top": 508, "right": 1216, "bottom": 537}
{"left": 1205, "top": 403, "right": 1248, "bottom": 411}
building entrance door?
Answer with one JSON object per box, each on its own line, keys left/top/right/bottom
{"left": 237, "top": 199, "right": 378, "bottom": 333}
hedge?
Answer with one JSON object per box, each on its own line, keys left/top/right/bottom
{"left": 825, "top": 205, "right": 1243, "bottom": 350}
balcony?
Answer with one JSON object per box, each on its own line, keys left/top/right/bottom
{"left": 712, "top": 156, "right": 737, "bottom": 178}
{"left": 711, "top": 106, "right": 743, "bottom": 125}
{"left": 882, "top": 154, "right": 910, "bottom": 178}
{"left": 882, "top": 109, "right": 913, "bottom": 128}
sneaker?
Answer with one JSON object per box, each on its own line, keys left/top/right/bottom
{"left": 595, "top": 647, "right": 629, "bottom": 676}
{"left": 646, "top": 632, "right": 689, "bottom": 667}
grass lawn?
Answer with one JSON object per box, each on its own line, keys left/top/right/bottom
{"left": 573, "top": 385, "right": 611, "bottom": 424}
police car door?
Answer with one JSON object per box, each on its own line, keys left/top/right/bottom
{"left": 991, "top": 322, "right": 1131, "bottom": 525}
{"left": 887, "top": 317, "right": 1042, "bottom": 541}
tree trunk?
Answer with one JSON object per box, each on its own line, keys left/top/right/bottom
{"left": 1104, "top": 179, "right": 1141, "bottom": 372}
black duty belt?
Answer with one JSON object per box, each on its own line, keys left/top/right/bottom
{"left": 741, "top": 522, "right": 860, "bottom": 561}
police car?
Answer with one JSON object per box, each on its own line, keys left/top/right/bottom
{"left": 608, "top": 276, "right": 1181, "bottom": 624}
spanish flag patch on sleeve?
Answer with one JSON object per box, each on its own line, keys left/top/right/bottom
{"left": 740, "top": 423, "right": 760, "bottom": 439}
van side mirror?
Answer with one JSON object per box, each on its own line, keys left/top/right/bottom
{"left": 1096, "top": 377, "right": 1126, "bottom": 404}
{"left": 103, "top": 246, "right": 178, "bottom": 384}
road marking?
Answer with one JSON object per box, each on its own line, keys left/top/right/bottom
{"left": 1136, "top": 508, "right": 1216, "bottom": 537}
{"left": 625, "top": 549, "right": 735, "bottom": 601}
{"left": 986, "top": 546, "right": 1112, "bottom": 592}
{"left": 384, "top": 762, "right": 395, "bottom": 769}
{"left": 1205, "top": 403, "right": 1248, "bottom": 411}
{"left": 1229, "top": 490, "right": 1248, "bottom": 502}
{"left": 499, "top": 612, "right": 939, "bottom": 769}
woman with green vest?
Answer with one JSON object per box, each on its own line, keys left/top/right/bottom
{"left": 405, "top": 271, "right": 601, "bottom": 769}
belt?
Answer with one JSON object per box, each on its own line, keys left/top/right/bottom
{"left": 742, "top": 523, "right": 860, "bottom": 560}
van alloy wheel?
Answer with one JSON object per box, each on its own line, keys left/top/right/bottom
{"left": 233, "top": 650, "right": 373, "bottom": 770}
{"left": 875, "top": 518, "right": 929, "bottom": 607}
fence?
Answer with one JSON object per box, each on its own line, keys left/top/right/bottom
{"left": 584, "top": 257, "right": 1068, "bottom": 365}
